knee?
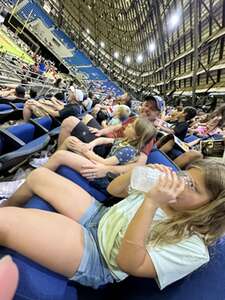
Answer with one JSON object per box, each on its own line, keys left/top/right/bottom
{"left": 61, "top": 116, "right": 79, "bottom": 132}
{"left": 51, "top": 150, "right": 67, "bottom": 162}
{"left": 189, "top": 150, "right": 203, "bottom": 160}
{"left": 26, "top": 167, "right": 47, "bottom": 187}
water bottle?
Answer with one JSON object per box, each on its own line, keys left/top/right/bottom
{"left": 130, "top": 166, "right": 164, "bottom": 193}
{"left": 130, "top": 166, "right": 196, "bottom": 193}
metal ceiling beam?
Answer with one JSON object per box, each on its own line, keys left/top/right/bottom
{"left": 152, "top": 0, "right": 167, "bottom": 96}
{"left": 192, "top": 0, "right": 199, "bottom": 105}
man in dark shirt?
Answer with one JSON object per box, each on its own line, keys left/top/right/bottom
{"left": 157, "top": 106, "right": 197, "bottom": 153}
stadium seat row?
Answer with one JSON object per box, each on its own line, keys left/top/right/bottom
{"left": 0, "top": 116, "right": 60, "bottom": 173}
{"left": 0, "top": 150, "right": 224, "bottom": 300}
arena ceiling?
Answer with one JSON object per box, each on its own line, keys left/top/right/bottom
{"left": 46, "top": 0, "right": 225, "bottom": 97}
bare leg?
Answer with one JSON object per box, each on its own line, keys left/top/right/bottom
{"left": 44, "top": 150, "right": 95, "bottom": 172}
{"left": 4, "top": 168, "right": 93, "bottom": 221}
{"left": 159, "top": 139, "right": 175, "bottom": 153}
{"left": 0, "top": 207, "right": 84, "bottom": 278}
{"left": 58, "top": 116, "right": 80, "bottom": 148}
{"left": 82, "top": 114, "right": 94, "bottom": 125}
{"left": 174, "top": 150, "right": 203, "bottom": 169}
{"left": 23, "top": 104, "right": 32, "bottom": 122}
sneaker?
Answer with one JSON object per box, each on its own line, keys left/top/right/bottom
{"left": 0, "top": 179, "right": 25, "bottom": 199}
{"left": 29, "top": 156, "right": 49, "bottom": 168}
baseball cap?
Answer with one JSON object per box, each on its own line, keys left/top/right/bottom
{"left": 15, "top": 85, "right": 26, "bottom": 98}
{"left": 153, "top": 95, "right": 165, "bottom": 113}
{"left": 144, "top": 95, "right": 165, "bottom": 112}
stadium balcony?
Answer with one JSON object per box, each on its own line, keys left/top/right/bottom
{"left": 17, "top": 0, "right": 54, "bottom": 28}
{"left": 65, "top": 50, "right": 93, "bottom": 66}
{"left": 79, "top": 66, "right": 109, "bottom": 81}
{"left": 52, "top": 29, "right": 76, "bottom": 50}
{"left": 102, "top": 80, "right": 123, "bottom": 95}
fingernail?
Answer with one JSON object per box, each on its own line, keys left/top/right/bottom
{"left": 0, "top": 255, "right": 12, "bottom": 264}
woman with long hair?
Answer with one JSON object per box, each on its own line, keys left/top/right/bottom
{"left": 2, "top": 158, "right": 225, "bottom": 289}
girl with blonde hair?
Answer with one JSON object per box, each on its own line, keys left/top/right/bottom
{"left": 2, "top": 158, "right": 225, "bottom": 290}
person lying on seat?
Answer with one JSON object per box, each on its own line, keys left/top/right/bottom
{"left": 44, "top": 118, "right": 156, "bottom": 190}
{"left": 23, "top": 91, "right": 83, "bottom": 122}
{"left": 56, "top": 95, "right": 163, "bottom": 179}
{"left": 0, "top": 85, "right": 26, "bottom": 101}
{"left": 2, "top": 159, "right": 225, "bottom": 290}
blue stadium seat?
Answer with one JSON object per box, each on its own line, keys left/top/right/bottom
{"left": 53, "top": 29, "right": 76, "bottom": 49}
{"left": 184, "top": 135, "right": 199, "bottom": 143}
{"left": 57, "top": 166, "right": 108, "bottom": 202}
{"left": 147, "top": 148, "right": 180, "bottom": 172}
{"left": 0, "top": 104, "right": 14, "bottom": 123}
{"left": 0, "top": 123, "right": 50, "bottom": 172}
{"left": 17, "top": 1, "right": 54, "bottom": 28}
{"left": 65, "top": 50, "right": 92, "bottom": 66}
{"left": 30, "top": 116, "right": 61, "bottom": 137}
{"left": 80, "top": 67, "right": 109, "bottom": 80}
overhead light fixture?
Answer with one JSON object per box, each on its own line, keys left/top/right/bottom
{"left": 86, "top": 28, "right": 90, "bottom": 34}
{"left": 168, "top": 9, "right": 182, "bottom": 30}
{"left": 148, "top": 41, "right": 156, "bottom": 52}
{"left": 100, "top": 41, "right": 105, "bottom": 48}
{"left": 114, "top": 51, "right": 119, "bottom": 59}
{"left": 125, "top": 56, "right": 131, "bottom": 64}
{"left": 136, "top": 53, "right": 143, "bottom": 63}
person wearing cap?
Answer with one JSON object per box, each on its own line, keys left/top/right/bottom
{"left": 0, "top": 85, "right": 26, "bottom": 101}
{"left": 57, "top": 95, "right": 163, "bottom": 179}
{"left": 70, "top": 85, "right": 84, "bottom": 102}
{"left": 23, "top": 91, "right": 84, "bottom": 122}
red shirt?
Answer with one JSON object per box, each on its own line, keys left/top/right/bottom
{"left": 107, "top": 117, "right": 154, "bottom": 155}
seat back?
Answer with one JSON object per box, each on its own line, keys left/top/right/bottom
{"left": 7, "top": 123, "right": 35, "bottom": 144}
{"left": 147, "top": 148, "right": 180, "bottom": 172}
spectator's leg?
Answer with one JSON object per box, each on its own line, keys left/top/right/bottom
{"left": 174, "top": 150, "right": 203, "bottom": 169}
{"left": 3, "top": 167, "right": 93, "bottom": 220}
{"left": 159, "top": 139, "right": 175, "bottom": 153}
{"left": 23, "top": 103, "right": 33, "bottom": 122}
{"left": 58, "top": 116, "right": 80, "bottom": 147}
{"left": 0, "top": 207, "right": 84, "bottom": 278}
{"left": 44, "top": 149, "right": 95, "bottom": 172}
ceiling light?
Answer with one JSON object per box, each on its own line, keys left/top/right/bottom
{"left": 114, "top": 51, "right": 119, "bottom": 59}
{"left": 148, "top": 42, "right": 156, "bottom": 52}
{"left": 100, "top": 41, "right": 105, "bottom": 48}
{"left": 168, "top": 9, "right": 182, "bottom": 30}
{"left": 125, "top": 56, "right": 131, "bottom": 64}
{"left": 136, "top": 53, "right": 143, "bottom": 63}
{"left": 86, "top": 28, "right": 90, "bottom": 34}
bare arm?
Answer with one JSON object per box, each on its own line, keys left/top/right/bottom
{"left": 82, "top": 150, "right": 119, "bottom": 166}
{"left": 35, "top": 103, "right": 60, "bottom": 117}
{"left": 80, "top": 152, "right": 147, "bottom": 181}
{"left": 107, "top": 170, "right": 132, "bottom": 198}
{"left": 106, "top": 152, "right": 147, "bottom": 175}
{"left": 116, "top": 196, "right": 157, "bottom": 277}
{"left": 117, "top": 171, "right": 185, "bottom": 277}
{"left": 96, "top": 123, "right": 122, "bottom": 136}
{"left": 90, "top": 137, "right": 114, "bottom": 147}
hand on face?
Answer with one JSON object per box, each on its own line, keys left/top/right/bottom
{"left": 145, "top": 171, "right": 185, "bottom": 207}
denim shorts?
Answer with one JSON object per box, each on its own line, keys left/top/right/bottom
{"left": 70, "top": 200, "right": 114, "bottom": 289}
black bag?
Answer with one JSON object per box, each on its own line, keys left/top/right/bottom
{"left": 200, "top": 139, "right": 225, "bottom": 157}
